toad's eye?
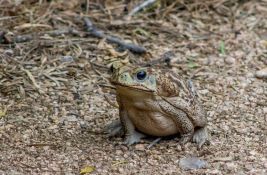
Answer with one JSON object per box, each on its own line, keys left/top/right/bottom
{"left": 136, "top": 70, "right": 147, "bottom": 80}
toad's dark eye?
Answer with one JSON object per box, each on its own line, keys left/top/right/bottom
{"left": 136, "top": 70, "right": 147, "bottom": 80}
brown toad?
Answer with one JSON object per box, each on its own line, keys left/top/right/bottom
{"left": 106, "top": 62, "right": 209, "bottom": 148}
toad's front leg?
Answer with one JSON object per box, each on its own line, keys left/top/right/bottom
{"left": 120, "top": 109, "right": 145, "bottom": 145}
{"left": 105, "top": 119, "right": 124, "bottom": 137}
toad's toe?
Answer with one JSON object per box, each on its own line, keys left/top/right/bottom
{"left": 179, "top": 131, "right": 194, "bottom": 145}
{"left": 193, "top": 127, "right": 210, "bottom": 148}
{"left": 105, "top": 120, "right": 124, "bottom": 137}
{"left": 124, "top": 131, "right": 145, "bottom": 145}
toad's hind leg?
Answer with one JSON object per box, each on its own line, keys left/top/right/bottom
{"left": 162, "top": 97, "right": 207, "bottom": 127}
{"left": 159, "top": 101, "right": 194, "bottom": 145}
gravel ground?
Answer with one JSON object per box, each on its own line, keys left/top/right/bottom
{"left": 0, "top": 0, "right": 266, "bottom": 174}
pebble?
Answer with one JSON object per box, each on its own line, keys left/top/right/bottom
{"left": 59, "top": 115, "right": 78, "bottom": 125}
{"left": 64, "top": 115, "right": 78, "bottom": 122}
{"left": 246, "top": 72, "right": 254, "bottom": 78}
{"left": 61, "top": 55, "right": 74, "bottom": 62}
{"left": 225, "top": 56, "right": 236, "bottom": 65}
{"left": 255, "top": 68, "right": 267, "bottom": 79}
{"left": 208, "top": 169, "right": 221, "bottom": 174}
{"left": 115, "top": 149, "right": 123, "bottom": 155}
{"left": 199, "top": 89, "right": 209, "bottom": 95}
{"left": 225, "top": 162, "right": 237, "bottom": 171}
{"left": 179, "top": 157, "right": 207, "bottom": 170}
{"left": 135, "top": 144, "right": 145, "bottom": 151}
{"left": 4, "top": 49, "right": 14, "bottom": 56}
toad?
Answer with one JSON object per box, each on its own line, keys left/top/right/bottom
{"left": 106, "top": 62, "right": 209, "bottom": 148}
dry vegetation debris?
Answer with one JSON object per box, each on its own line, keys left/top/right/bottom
{"left": 0, "top": 0, "right": 266, "bottom": 174}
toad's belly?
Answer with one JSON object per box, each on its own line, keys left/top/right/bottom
{"left": 127, "top": 108, "right": 179, "bottom": 136}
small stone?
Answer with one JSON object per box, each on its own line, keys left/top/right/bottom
{"left": 48, "top": 125, "right": 58, "bottom": 130}
{"left": 84, "top": 115, "right": 91, "bottom": 121}
{"left": 66, "top": 142, "right": 71, "bottom": 146}
{"left": 4, "top": 49, "right": 14, "bottom": 56}
{"left": 61, "top": 55, "right": 74, "bottom": 62}
{"left": 176, "top": 144, "right": 182, "bottom": 151}
{"left": 59, "top": 115, "right": 78, "bottom": 124}
{"left": 225, "top": 56, "right": 235, "bottom": 65}
{"left": 225, "top": 162, "right": 237, "bottom": 171}
{"left": 179, "top": 157, "right": 207, "bottom": 170}
{"left": 117, "top": 167, "right": 124, "bottom": 173}
{"left": 208, "top": 169, "right": 221, "bottom": 174}
{"left": 263, "top": 107, "right": 267, "bottom": 114}
{"left": 233, "top": 50, "right": 244, "bottom": 59}
{"left": 79, "top": 121, "right": 89, "bottom": 129}
{"left": 135, "top": 144, "right": 145, "bottom": 151}
{"left": 246, "top": 72, "right": 254, "bottom": 78}
{"left": 249, "top": 150, "right": 258, "bottom": 156}
{"left": 199, "top": 89, "right": 209, "bottom": 95}
{"left": 66, "top": 115, "right": 78, "bottom": 122}
{"left": 115, "top": 149, "right": 123, "bottom": 155}
{"left": 255, "top": 68, "right": 267, "bottom": 79}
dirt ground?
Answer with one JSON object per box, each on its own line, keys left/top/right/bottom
{"left": 0, "top": 0, "right": 266, "bottom": 174}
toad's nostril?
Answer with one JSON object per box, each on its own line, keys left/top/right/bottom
{"left": 121, "top": 74, "right": 127, "bottom": 79}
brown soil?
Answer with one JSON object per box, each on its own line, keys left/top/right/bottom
{"left": 0, "top": 0, "right": 266, "bottom": 174}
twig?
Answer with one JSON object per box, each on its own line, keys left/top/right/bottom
{"left": 27, "top": 143, "right": 56, "bottom": 147}
{"left": 21, "top": 67, "right": 44, "bottom": 93}
{"left": 0, "top": 16, "right": 18, "bottom": 21}
{"left": 147, "top": 137, "right": 162, "bottom": 149}
{"left": 0, "top": 28, "right": 80, "bottom": 44}
{"left": 14, "top": 23, "right": 52, "bottom": 30}
{"left": 126, "top": 0, "right": 157, "bottom": 19}
{"left": 83, "top": 17, "right": 146, "bottom": 54}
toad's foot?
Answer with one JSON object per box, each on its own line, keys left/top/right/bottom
{"left": 179, "top": 131, "right": 194, "bottom": 145}
{"left": 124, "top": 131, "right": 145, "bottom": 145}
{"left": 105, "top": 119, "right": 124, "bottom": 137}
{"left": 193, "top": 127, "right": 210, "bottom": 148}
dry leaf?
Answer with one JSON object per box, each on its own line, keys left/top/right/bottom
{"left": 80, "top": 166, "right": 95, "bottom": 174}
{"left": 0, "top": 109, "right": 6, "bottom": 118}
{"left": 108, "top": 48, "right": 127, "bottom": 57}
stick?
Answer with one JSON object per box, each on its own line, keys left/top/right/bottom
{"left": 0, "top": 28, "right": 80, "bottom": 44}
{"left": 126, "top": 0, "right": 157, "bottom": 19}
{"left": 147, "top": 137, "right": 162, "bottom": 149}
{"left": 83, "top": 17, "right": 146, "bottom": 54}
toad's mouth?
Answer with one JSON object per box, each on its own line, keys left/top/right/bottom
{"left": 112, "top": 82, "right": 155, "bottom": 93}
